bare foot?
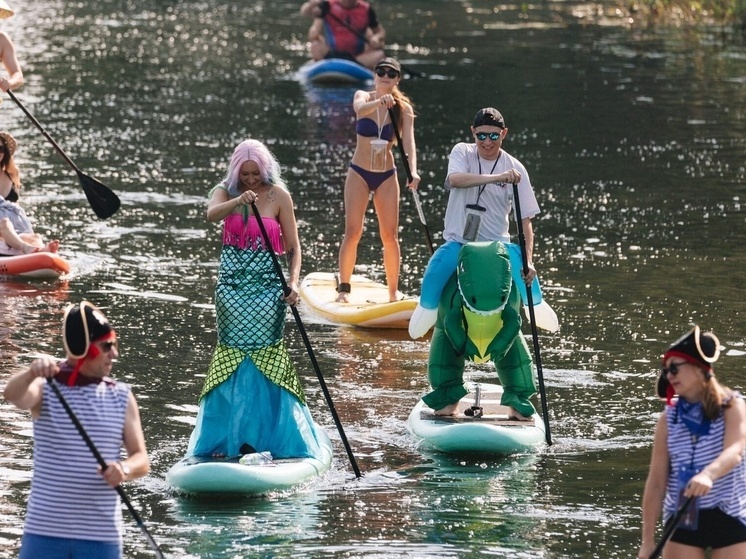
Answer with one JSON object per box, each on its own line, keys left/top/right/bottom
{"left": 433, "top": 403, "right": 459, "bottom": 416}
{"left": 390, "top": 290, "right": 406, "bottom": 302}
{"left": 508, "top": 407, "right": 534, "bottom": 422}
{"left": 335, "top": 291, "right": 350, "bottom": 303}
{"left": 23, "top": 240, "right": 60, "bottom": 254}
{"left": 42, "top": 240, "right": 60, "bottom": 253}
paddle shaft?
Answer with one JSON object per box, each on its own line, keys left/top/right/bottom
{"left": 45, "top": 378, "right": 166, "bottom": 558}
{"left": 649, "top": 497, "right": 695, "bottom": 559}
{"left": 323, "top": 10, "right": 425, "bottom": 78}
{"left": 250, "top": 203, "right": 362, "bottom": 478}
{"left": 387, "top": 108, "right": 434, "bottom": 255}
{"left": 511, "top": 183, "right": 552, "bottom": 445}
{"left": 8, "top": 90, "right": 82, "bottom": 174}
{"left": 7, "top": 90, "right": 121, "bottom": 219}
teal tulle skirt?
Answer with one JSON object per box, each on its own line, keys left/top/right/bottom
{"left": 186, "top": 353, "right": 326, "bottom": 460}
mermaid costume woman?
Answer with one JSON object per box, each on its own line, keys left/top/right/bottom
{"left": 186, "top": 208, "right": 325, "bottom": 460}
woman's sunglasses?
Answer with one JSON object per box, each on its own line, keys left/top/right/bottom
{"left": 375, "top": 68, "right": 399, "bottom": 79}
{"left": 661, "top": 361, "right": 688, "bottom": 376}
{"left": 475, "top": 132, "right": 502, "bottom": 142}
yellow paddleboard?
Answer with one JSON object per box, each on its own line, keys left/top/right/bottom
{"left": 299, "top": 272, "right": 418, "bottom": 329}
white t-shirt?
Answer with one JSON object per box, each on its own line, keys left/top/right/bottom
{"left": 442, "top": 143, "right": 540, "bottom": 244}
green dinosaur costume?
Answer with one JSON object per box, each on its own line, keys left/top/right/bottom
{"left": 422, "top": 241, "right": 537, "bottom": 417}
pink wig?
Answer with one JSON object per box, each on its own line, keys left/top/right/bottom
{"left": 223, "top": 139, "right": 287, "bottom": 197}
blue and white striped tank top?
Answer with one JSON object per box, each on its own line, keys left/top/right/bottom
{"left": 664, "top": 395, "right": 746, "bottom": 525}
{"left": 24, "top": 378, "right": 130, "bottom": 542}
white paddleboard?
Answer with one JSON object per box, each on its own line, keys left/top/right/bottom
{"left": 408, "top": 382, "right": 546, "bottom": 454}
{"left": 166, "top": 429, "right": 333, "bottom": 495}
{"left": 300, "top": 272, "right": 417, "bottom": 329}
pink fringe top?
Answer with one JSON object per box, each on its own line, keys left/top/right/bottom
{"left": 222, "top": 213, "right": 285, "bottom": 254}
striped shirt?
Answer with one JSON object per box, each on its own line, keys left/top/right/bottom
{"left": 24, "top": 378, "right": 130, "bottom": 543}
{"left": 664, "top": 396, "right": 746, "bottom": 525}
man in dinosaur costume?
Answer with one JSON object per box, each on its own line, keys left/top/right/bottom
{"left": 422, "top": 241, "right": 537, "bottom": 420}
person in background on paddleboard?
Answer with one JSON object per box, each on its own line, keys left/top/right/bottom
{"left": 3, "top": 301, "right": 151, "bottom": 559}
{"left": 0, "top": 131, "right": 61, "bottom": 255}
{"left": 184, "top": 139, "right": 326, "bottom": 462}
{"left": 409, "top": 107, "right": 546, "bottom": 340}
{"left": 0, "top": 0, "right": 23, "bottom": 94}
{"left": 637, "top": 326, "right": 746, "bottom": 559}
{"left": 300, "top": 0, "right": 385, "bottom": 70}
{"left": 335, "top": 57, "right": 420, "bottom": 303}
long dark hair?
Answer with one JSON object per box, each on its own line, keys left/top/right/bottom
{"left": 0, "top": 148, "right": 20, "bottom": 189}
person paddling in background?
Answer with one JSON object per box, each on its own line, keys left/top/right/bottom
{"left": 184, "top": 139, "right": 326, "bottom": 461}
{"left": 336, "top": 57, "right": 420, "bottom": 303}
{"left": 3, "top": 301, "right": 151, "bottom": 559}
{"left": 409, "top": 107, "right": 551, "bottom": 339}
{"left": 300, "top": 0, "right": 385, "bottom": 69}
{"left": 0, "top": 0, "right": 23, "bottom": 94}
{"left": 637, "top": 326, "right": 746, "bottom": 559}
{"left": 0, "top": 131, "right": 60, "bottom": 255}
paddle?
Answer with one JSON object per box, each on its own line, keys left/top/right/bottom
{"left": 7, "top": 90, "right": 121, "bottom": 219}
{"left": 322, "top": 10, "right": 426, "bottom": 78}
{"left": 250, "top": 202, "right": 362, "bottom": 478}
{"left": 387, "top": 107, "right": 434, "bottom": 255}
{"left": 511, "top": 183, "right": 552, "bottom": 445}
{"left": 649, "top": 497, "right": 694, "bottom": 559}
{"left": 45, "top": 377, "right": 166, "bottom": 558}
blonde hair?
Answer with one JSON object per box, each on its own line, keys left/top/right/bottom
{"left": 701, "top": 370, "right": 735, "bottom": 420}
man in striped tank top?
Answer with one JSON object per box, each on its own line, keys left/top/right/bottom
{"left": 3, "top": 301, "right": 151, "bottom": 559}
{"left": 637, "top": 325, "right": 746, "bottom": 559}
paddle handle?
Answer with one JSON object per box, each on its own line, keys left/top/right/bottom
{"left": 46, "top": 378, "right": 166, "bottom": 558}
{"left": 387, "top": 107, "right": 434, "bottom": 255}
{"left": 511, "top": 183, "right": 552, "bottom": 445}
{"left": 649, "top": 497, "right": 695, "bottom": 559}
{"left": 250, "top": 203, "right": 362, "bottom": 478}
{"left": 7, "top": 90, "right": 82, "bottom": 174}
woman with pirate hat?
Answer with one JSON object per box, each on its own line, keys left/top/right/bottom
{"left": 637, "top": 326, "right": 746, "bottom": 559}
{"left": 3, "top": 301, "right": 150, "bottom": 559}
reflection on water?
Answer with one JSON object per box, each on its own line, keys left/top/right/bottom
{"left": 1, "top": 0, "right": 746, "bottom": 557}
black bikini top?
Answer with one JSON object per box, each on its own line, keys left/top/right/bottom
{"left": 2, "top": 171, "right": 19, "bottom": 202}
{"left": 4, "top": 185, "right": 18, "bottom": 202}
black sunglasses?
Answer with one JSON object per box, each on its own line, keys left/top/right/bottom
{"left": 375, "top": 68, "right": 399, "bottom": 78}
{"left": 661, "top": 361, "right": 688, "bottom": 376}
{"left": 475, "top": 131, "right": 502, "bottom": 142}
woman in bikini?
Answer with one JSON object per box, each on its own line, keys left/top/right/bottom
{"left": 0, "top": 131, "right": 60, "bottom": 255}
{"left": 335, "top": 57, "right": 420, "bottom": 303}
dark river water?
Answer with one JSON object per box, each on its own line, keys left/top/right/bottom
{"left": 2, "top": 0, "right": 746, "bottom": 557}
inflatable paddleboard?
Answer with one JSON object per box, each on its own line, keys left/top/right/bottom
{"left": 166, "top": 429, "right": 333, "bottom": 495}
{"left": 300, "top": 272, "right": 417, "bottom": 329}
{"left": 0, "top": 252, "right": 70, "bottom": 278}
{"left": 408, "top": 382, "right": 546, "bottom": 454}
{"left": 298, "top": 58, "right": 374, "bottom": 85}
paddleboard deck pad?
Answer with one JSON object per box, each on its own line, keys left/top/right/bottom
{"left": 408, "top": 382, "right": 546, "bottom": 454}
{"left": 300, "top": 272, "right": 417, "bottom": 329}
{"left": 167, "top": 430, "right": 333, "bottom": 495}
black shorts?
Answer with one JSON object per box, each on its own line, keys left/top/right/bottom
{"left": 668, "top": 507, "right": 746, "bottom": 549}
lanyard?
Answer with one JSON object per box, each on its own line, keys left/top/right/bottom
{"left": 476, "top": 153, "right": 500, "bottom": 206}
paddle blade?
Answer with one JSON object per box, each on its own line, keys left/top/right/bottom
{"left": 78, "top": 171, "right": 121, "bottom": 219}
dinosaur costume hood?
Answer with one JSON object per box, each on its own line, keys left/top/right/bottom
{"left": 458, "top": 242, "right": 512, "bottom": 362}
